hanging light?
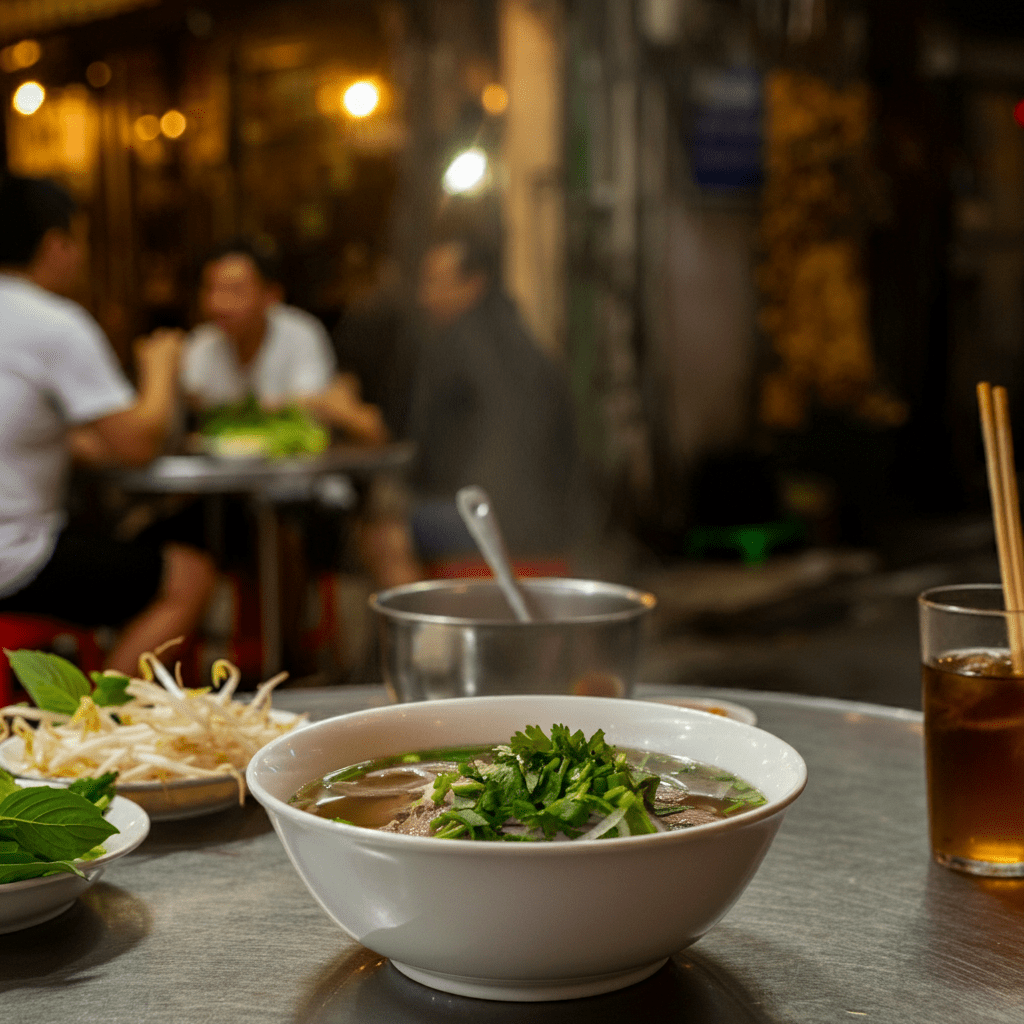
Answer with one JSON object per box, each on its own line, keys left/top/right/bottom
{"left": 86, "top": 61, "right": 112, "bottom": 88}
{"left": 481, "top": 83, "right": 508, "bottom": 115}
{"left": 342, "top": 80, "right": 379, "bottom": 118}
{"left": 134, "top": 114, "right": 160, "bottom": 141}
{"left": 442, "top": 147, "right": 489, "bottom": 195}
{"left": 12, "top": 81, "right": 45, "bottom": 115}
{"left": 160, "top": 109, "right": 187, "bottom": 138}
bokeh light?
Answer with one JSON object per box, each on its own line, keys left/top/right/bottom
{"left": 1015, "top": 99, "right": 1024, "bottom": 129}
{"left": 0, "top": 39, "right": 41, "bottom": 73}
{"left": 342, "top": 80, "right": 379, "bottom": 118}
{"left": 443, "top": 147, "right": 489, "bottom": 195}
{"left": 481, "top": 83, "right": 508, "bottom": 115}
{"left": 86, "top": 61, "right": 112, "bottom": 88}
{"left": 134, "top": 114, "right": 161, "bottom": 142}
{"left": 160, "top": 109, "right": 187, "bottom": 138}
{"left": 12, "top": 81, "right": 45, "bottom": 116}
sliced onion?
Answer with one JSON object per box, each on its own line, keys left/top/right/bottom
{"left": 327, "top": 766, "right": 440, "bottom": 799}
{"left": 579, "top": 805, "right": 627, "bottom": 841}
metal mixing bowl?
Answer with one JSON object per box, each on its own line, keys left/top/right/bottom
{"left": 370, "top": 578, "right": 656, "bottom": 701}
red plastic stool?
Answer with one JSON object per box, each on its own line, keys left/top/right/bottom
{"left": 301, "top": 572, "right": 346, "bottom": 671}
{"left": 223, "top": 571, "right": 265, "bottom": 683}
{"left": 0, "top": 615, "right": 105, "bottom": 707}
{"left": 425, "top": 557, "right": 570, "bottom": 581}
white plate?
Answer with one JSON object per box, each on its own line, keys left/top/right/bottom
{"left": 0, "top": 782, "right": 150, "bottom": 933}
{"left": 0, "top": 709, "right": 305, "bottom": 821}
{"left": 641, "top": 695, "right": 758, "bottom": 726}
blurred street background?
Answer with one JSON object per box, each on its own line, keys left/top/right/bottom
{"left": 3, "top": 0, "right": 1024, "bottom": 706}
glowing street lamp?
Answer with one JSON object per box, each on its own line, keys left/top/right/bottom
{"left": 12, "top": 80, "right": 45, "bottom": 116}
{"left": 481, "top": 83, "right": 508, "bottom": 115}
{"left": 442, "top": 147, "right": 489, "bottom": 195}
{"left": 160, "top": 109, "right": 187, "bottom": 138}
{"left": 343, "top": 80, "right": 379, "bottom": 118}
{"left": 134, "top": 114, "right": 160, "bottom": 142}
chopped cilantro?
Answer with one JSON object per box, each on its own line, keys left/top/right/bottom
{"left": 427, "top": 724, "right": 661, "bottom": 842}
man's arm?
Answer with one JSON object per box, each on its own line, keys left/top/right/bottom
{"left": 298, "top": 373, "right": 389, "bottom": 445}
{"left": 76, "top": 329, "right": 183, "bottom": 467}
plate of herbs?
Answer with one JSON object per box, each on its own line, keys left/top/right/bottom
{"left": 0, "top": 769, "right": 150, "bottom": 933}
{"left": 0, "top": 648, "right": 303, "bottom": 821}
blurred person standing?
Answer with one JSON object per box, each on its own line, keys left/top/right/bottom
{"left": 0, "top": 174, "right": 216, "bottom": 675}
{"left": 183, "top": 239, "right": 386, "bottom": 443}
{"left": 404, "top": 225, "right": 581, "bottom": 566}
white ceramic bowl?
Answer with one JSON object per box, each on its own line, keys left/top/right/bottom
{"left": 0, "top": 782, "right": 150, "bottom": 933}
{"left": 247, "top": 695, "right": 806, "bottom": 1002}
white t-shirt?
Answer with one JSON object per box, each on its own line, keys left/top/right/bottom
{"left": 181, "top": 304, "right": 336, "bottom": 409}
{"left": 0, "top": 275, "right": 135, "bottom": 595}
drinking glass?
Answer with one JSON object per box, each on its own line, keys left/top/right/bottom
{"left": 918, "top": 584, "right": 1024, "bottom": 877}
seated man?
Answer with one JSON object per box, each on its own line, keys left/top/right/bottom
{"left": 0, "top": 174, "right": 217, "bottom": 675}
{"left": 358, "top": 223, "right": 584, "bottom": 587}
{"left": 408, "top": 226, "right": 581, "bottom": 561}
{"left": 182, "top": 240, "right": 393, "bottom": 672}
{"left": 182, "top": 239, "right": 386, "bottom": 443}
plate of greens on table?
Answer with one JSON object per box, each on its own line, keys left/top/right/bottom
{"left": 197, "top": 397, "right": 329, "bottom": 459}
{"left": 0, "top": 769, "right": 150, "bottom": 933}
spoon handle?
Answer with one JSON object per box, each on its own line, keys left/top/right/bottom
{"left": 456, "top": 486, "right": 533, "bottom": 623}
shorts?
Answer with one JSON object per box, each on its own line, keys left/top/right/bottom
{"left": 0, "top": 529, "right": 164, "bottom": 628}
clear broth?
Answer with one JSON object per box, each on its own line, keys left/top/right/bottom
{"left": 290, "top": 744, "right": 766, "bottom": 837}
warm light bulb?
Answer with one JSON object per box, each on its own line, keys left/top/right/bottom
{"left": 442, "top": 148, "right": 489, "bottom": 195}
{"left": 160, "top": 109, "right": 187, "bottom": 138}
{"left": 481, "top": 83, "right": 508, "bottom": 115}
{"left": 12, "top": 40, "right": 41, "bottom": 69}
{"left": 12, "top": 81, "right": 45, "bottom": 116}
{"left": 134, "top": 114, "right": 161, "bottom": 142}
{"left": 86, "top": 61, "right": 112, "bottom": 88}
{"left": 343, "top": 80, "right": 379, "bottom": 118}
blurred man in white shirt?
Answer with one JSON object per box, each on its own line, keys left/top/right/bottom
{"left": 0, "top": 174, "right": 216, "bottom": 674}
{"left": 183, "top": 240, "right": 386, "bottom": 443}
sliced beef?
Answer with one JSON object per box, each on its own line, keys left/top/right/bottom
{"left": 379, "top": 799, "right": 442, "bottom": 836}
{"left": 658, "top": 807, "right": 721, "bottom": 828}
{"left": 652, "top": 784, "right": 722, "bottom": 829}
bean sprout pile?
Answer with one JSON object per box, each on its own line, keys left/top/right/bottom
{"left": 0, "top": 653, "right": 302, "bottom": 802}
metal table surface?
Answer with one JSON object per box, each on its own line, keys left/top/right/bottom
{"left": 109, "top": 443, "right": 414, "bottom": 675}
{"left": 4, "top": 685, "right": 1022, "bottom": 1024}
{"left": 111, "top": 443, "right": 416, "bottom": 495}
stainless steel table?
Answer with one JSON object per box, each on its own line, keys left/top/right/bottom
{"left": 111, "top": 443, "right": 414, "bottom": 675}
{"left": 4, "top": 686, "right": 1022, "bottom": 1023}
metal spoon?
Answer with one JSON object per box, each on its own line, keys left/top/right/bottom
{"left": 456, "top": 485, "right": 534, "bottom": 622}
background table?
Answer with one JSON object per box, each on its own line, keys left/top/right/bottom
{"left": 111, "top": 443, "right": 414, "bottom": 674}
{"left": 3, "top": 685, "right": 1022, "bottom": 1023}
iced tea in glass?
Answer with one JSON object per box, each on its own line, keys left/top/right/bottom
{"left": 919, "top": 585, "right": 1024, "bottom": 876}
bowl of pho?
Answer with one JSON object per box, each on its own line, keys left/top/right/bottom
{"left": 247, "top": 694, "right": 806, "bottom": 1002}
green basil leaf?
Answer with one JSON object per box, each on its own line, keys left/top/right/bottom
{"left": 0, "top": 768, "right": 18, "bottom": 803}
{"left": 0, "top": 859, "right": 83, "bottom": 883}
{"left": 68, "top": 773, "right": 118, "bottom": 808}
{"left": 5, "top": 649, "right": 90, "bottom": 715}
{"left": 0, "top": 787, "right": 118, "bottom": 861}
{"left": 90, "top": 672, "right": 131, "bottom": 707}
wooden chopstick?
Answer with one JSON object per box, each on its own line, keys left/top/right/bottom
{"left": 993, "top": 387, "right": 1024, "bottom": 609}
{"left": 977, "top": 382, "right": 1024, "bottom": 672}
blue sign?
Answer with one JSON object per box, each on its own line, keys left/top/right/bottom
{"left": 689, "top": 66, "right": 763, "bottom": 190}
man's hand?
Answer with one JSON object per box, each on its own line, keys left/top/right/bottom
{"left": 301, "top": 373, "right": 389, "bottom": 445}
{"left": 85, "top": 328, "right": 184, "bottom": 466}
{"left": 134, "top": 328, "right": 184, "bottom": 385}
